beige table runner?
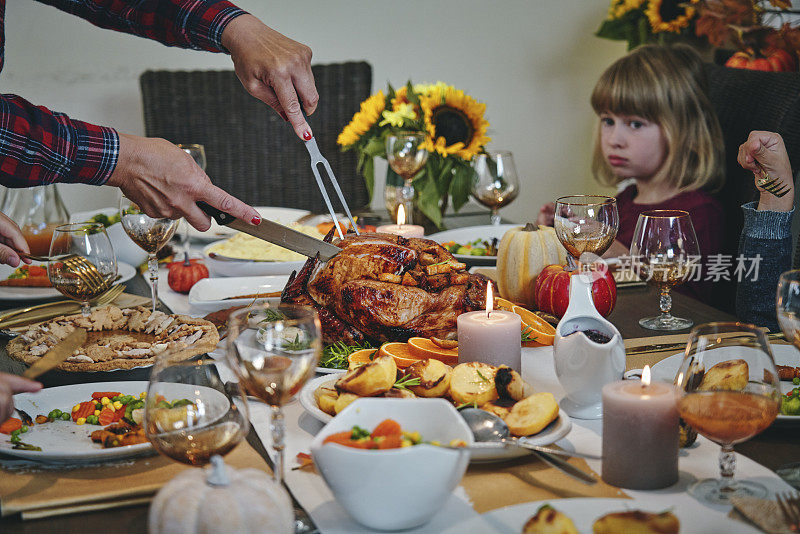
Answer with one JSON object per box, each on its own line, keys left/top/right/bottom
{"left": 0, "top": 442, "right": 268, "bottom": 520}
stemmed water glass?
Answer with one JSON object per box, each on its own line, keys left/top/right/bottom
{"left": 386, "top": 132, "right": 428, "bottom": 224}
{"left": 630, "top": 210, "right": 699, "bottom": 331}
{"left": 176, "top": 144, "right": 207, "bottom": 252}
{"left": 119, "top": 196, "right": 180, "bottom": 311}
{"left": 777, "top": 270, "right": 800, "bottom": 348}
{"left": 226, "top": 304, "right": 321, "bottom": 484}
{"left": 553, "top": 195, "right": 619, "bottom": 270}
{"left": 674, "top": 322, "right": 780, "bottom": 504}
{"left": 471, "top": 150, "right": 519, "bottom": 225}
{"left": 48, "top": 223, "right": 117, "bottom": 316}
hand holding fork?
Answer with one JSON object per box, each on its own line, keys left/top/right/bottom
{"left": 737, "top": 131, "right": 795, "bottom": 211}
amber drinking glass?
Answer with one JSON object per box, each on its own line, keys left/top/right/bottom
{"left": 385, "top": 132, "right": 428, "bottom": 224}
{"left": 553, "top": 195, "right": 618, "bottom": 270}
{"left": 674, "top": 322, "right": 780, "bottom": 504}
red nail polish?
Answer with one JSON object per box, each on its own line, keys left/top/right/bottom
{"left": 251, "top": 215, "right": 262, "bottom": 225}
{"left": 303, "top": 130, "right": 313, "bottom": 141}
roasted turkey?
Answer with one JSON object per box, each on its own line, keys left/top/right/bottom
{"left": 281, "top": 232, "right": 493, "bottom": 344}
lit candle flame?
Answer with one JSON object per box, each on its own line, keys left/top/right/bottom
{"left": 486, "top": 284, "right": 493, "bottom": 318}
{"left": 397, "top": 204, "right": 406, "bottom": 226}
{"left": 642, "top": 365, "right": 651, "bottom": 387}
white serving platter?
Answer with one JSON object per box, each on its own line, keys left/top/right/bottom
{"left": 427, "top": 224, "right": 518, "bottom": 266}
{"left": 188, "top": 275, "right": 289, "bottom": 312}
{"left": 201, "top": 240, "right": 307, "bottom": 277}
{"left": 298, "top": 373, "right": 572, "bottom": 462}
{"left": 188, "top": 207, "right": 311, "bottom": 242}
{"left": 0, "top": 261, "right": 136, "bottom": 302}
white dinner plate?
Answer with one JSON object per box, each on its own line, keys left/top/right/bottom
{"left": 188, "top": 275, "right": 289, "bottom": 312}
{"left": 651, "top": 343, "right": 800, "bottom": 424}
{"left": 202, "top": 241, "right": 308, "bottom": 277}
{"left": 298, "top": 373, "right": 573, "bottom": 462}
{"left": 0, "top": 261, "right": 137, "bottom": 302}
{"left": 188, "top": 207, "right": 311, "bottom": 242}
{"left": 439, "top": 497, "right": 759, "bottom": 534}
{"left": 427, "top": 224, "right": 518, "bottom": 266}
{"left": 2, "top": 381, "right": 153, "bottom": 463}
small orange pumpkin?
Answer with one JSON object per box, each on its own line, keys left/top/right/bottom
{"left": 167, "top": 254, "right": 209, "bottom": 293}
{"left": 725, "top": 48, "right": 796, "bottom": 72}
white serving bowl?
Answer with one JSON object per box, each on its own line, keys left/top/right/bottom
{"left": 310, "top": 398, "right": 472, "bottom": 531}
{"left": 202, "top": 240, "right": 306, "bottom": 277}
{"left": 71, "top": 207, "right": 148, "bottom": 267}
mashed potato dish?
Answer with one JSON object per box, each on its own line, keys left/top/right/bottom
{"left": 207, "top": 224, "right": 325, "bottom": 261}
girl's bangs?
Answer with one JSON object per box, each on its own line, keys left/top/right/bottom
{"left": 590, "top": 59, "right": 661, "bottom": 121}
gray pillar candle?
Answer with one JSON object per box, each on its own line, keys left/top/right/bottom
{"left": 601, "top": 367, "right": 679, "bottom": 490}
{"left": 457, "top": 285, "right": 522, "bottom": 371}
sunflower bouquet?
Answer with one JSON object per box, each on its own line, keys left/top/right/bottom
{"left": 337, "top": 81, "right": 490, "bottom": 229}
{"left": 597, "top": 0, "right": 702, "bottom": 50}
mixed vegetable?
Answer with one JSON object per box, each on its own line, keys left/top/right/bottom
{"left": 322, "top": 418, "right": 466, "bottom": 450}
{"left": 782, "top": 377, "right": 800, "bottom": 416}
{"left": 442, "top": 238, "right": 499, "bottom": 257}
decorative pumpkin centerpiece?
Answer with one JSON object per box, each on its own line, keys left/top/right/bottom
{"left": 149, "top": 456, "right": 294, "bottom": 534}
{"left": 495, "top": 224, "right": 567, "bottom": 308}
{"left": 534, "top": 263, "right": 617, "bottom": 318}
{"left": 167, "top": 253, "right": 209, "bottom": 294}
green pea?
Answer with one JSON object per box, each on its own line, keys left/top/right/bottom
{"left": 47, "top": 409, "right": 60, "bottom": 419}
{"left": 10, "top": 435, "right": 20, "bottom": 443}
{"left": 20, "top": 426, "right": 28, "bottom": 433}
{"left": 794, "top": 377, "right": 799, "bottom": 386}
{"left": 95, "top": 403, "right": 103, "bottom": 410}
{"left": 61, "top": 413, "right": 70, "bottom": 421}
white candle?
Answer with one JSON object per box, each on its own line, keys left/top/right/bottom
{"left": 376, "top": 204, "right": 425, "bottom": 238}
{"left": 601, "top": 366, "right": 679, "bottom": 490}
{"left": 457, "top": 284, "right": 522, "bottom": 370}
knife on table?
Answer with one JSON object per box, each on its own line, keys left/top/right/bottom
{"left": 197, "top": 202, "right": 341, "bottom": 261}
{"left": 22, "top": 327, "right": 87, "bottom": 379}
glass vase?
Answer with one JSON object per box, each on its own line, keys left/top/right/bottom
{"left": 2, "top": 185, "right": 70, "bottom": 255}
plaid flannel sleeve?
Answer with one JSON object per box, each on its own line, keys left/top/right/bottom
{"left": 33, "top": 0, "right": 247, "bottom": 52}
{"left": 0, "top": 94, "right": 118, "bottom": 187}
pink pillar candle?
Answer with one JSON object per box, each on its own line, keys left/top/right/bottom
{"left": 457, "top": 310, "right": 522, "bottom": 371}
{"left": 601, "top": 374, "right": 679, "bottom": 490}
{"left": 375, "top": 223, "right": 424, "bottom": 238}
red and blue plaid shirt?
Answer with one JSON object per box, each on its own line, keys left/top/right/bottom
{"left": 0, "top": 0, "right": 246, "bottom": 188}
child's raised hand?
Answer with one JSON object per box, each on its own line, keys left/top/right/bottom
{"left": 536, "top": 202, "right": 555, "bottom": 226}
{"left": 738, "top": 131, "right": 794, "bottom": 212}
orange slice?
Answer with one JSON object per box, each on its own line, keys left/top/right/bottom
{"left": 511, "top": 305, "right": 556, "bottom": 346}
{"left": 347, "top": 348, "right": 380, "bottom": 368}
{"left": 407, "top": 337, "right": 459, "bottom": 365}
{"left": 495, "top": 297, "right": 517, "bottom": 311}
{"left": 378, "top": 342, "right": 423, "bottom": 368}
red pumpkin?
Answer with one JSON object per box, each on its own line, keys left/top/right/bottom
{"left": 725, "top": 48, "right": 796, "bottom": 72}
{"left": 533, "top": 264, "right": 617, "bottom": 318}
{"left": 167, "top": 255, "right": 209, "bottom": 293}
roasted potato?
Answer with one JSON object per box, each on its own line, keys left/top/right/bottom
{"left": 314, "top": 384, "right": 339, "bottom": 416}
{"left": 334, "top": 393, "right": 359, "bottom": 414}
{"left": 336, "top": 354, "right": 397, "bottom": 397}
{"left": 481, "top": 399, "right": 514, "bottom": 420}
{"left": 697, "top": 359, "right": 748, "bottom": 392}
{"left": 505, "top": 392, "right": 559, "bottom": 437}
{"left": 449, "top": 362, "right": 498, "bottom": 405}
{"left": 495, "top": 366, "right": 530, "bottom": 401}
{"left": 592, "top": 510, "right": 679, "bottom": 534}
{"left": 384, "top": 387, "right": 417, "bottom": 399}
{"left": 523, "top": 504, "right": 579, "bottom": 534}
{"left": 406, "top": 358, "right": 452, "bottom": 398}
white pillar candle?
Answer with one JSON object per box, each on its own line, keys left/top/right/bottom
{"left": 457, "top": 285, "right": 522, "bottom": 370}
{"left": 376, "top": 204, "right": 425, "bottom": 238}
{"left": 601, "top": 366, "right": 679, "bottom": 490}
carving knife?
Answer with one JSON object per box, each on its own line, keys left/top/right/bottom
{"left": 197, "top": 202, "right": 341, "bottom": 262}
{"left": 22, "top": 327, "right": 87, "bottom": 379}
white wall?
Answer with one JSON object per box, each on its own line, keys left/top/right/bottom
{"left": 1, "top": 0, "right": 626, "bottom": 223}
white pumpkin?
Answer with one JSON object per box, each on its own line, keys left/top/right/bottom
{"left": 496, "top": 223, "right": 567, "bottom": 307}
{"left": 149, "top": 457, "right": 293, "bottom": 534}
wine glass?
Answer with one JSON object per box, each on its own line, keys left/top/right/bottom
{"left": 777, "top": 270, "right": 800, "bottom": 348}
{"left": 386, "top": 132, "right": 428, "bottom": 224}
{"left": 119, "top": 196, "right": 180, "bottom": 311}
{"left": 48, "top": 223, "right": 117, "bottom": 316}
{"left": 176, "top": 144, "right": 207, "bottom": 253}
{"left": 630, "top": 210, "right": 699, "bottom": 331}
{"left": 674, "top": 322, "right": 780, "bottom": 504}
{"left": 553, "top": 195, "right": 619, "bottom": 270}
{"left": 226, "top": 304, "right": 321, "bottom": 484}
{"left": 471, "top": 150, "right": 519, "bottom": 225}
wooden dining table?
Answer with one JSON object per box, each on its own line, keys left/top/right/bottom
{"left": 0, "top": 212, "right": 798, "bottom": 532}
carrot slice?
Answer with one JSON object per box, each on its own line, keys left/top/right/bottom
{"left": 72, "top": 401, "right": 96, "bottom": 422}
{"left": 323, "top": 431, "right": 355, "bottom": 445}
{"left": 0, "top": 417, "right": 22, "bottom": 434}
{"left": 376, "top": 435, "right": 403, "bottom": 449}
{"left": 97, "top": 407, "right": 116, "bottom": 426}
{"left": 371, "top": 419, "right": 402, "bottom": 438}
{"left": 91, "top": 392, "right": 121, "bottom": 400}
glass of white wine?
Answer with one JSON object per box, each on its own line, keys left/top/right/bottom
{"left": 226, "top": 304, "right": 321, "bottom": 484}
{"left": 119, "top": 196, "right": 180, "bottom": 311}
{"left": 554, "top": 195, "right": 619, "bottom": 270}
{"left": 176, "top": 144, "right": 207, "bottom": 252}
{"left": 630, "top": 210, "right": 699, "bottom": 331}
{"left": 385, "top": 132, "right": 428, "bottom": 224}
{"left": 471, "top": 150, "right": 519, "bottom": 225}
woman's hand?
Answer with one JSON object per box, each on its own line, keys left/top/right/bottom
{"left": 738, "top": 131, "right": 794, "bottom": 212}
{"left": 222, "top": 15, "right": 318, "bottom": 141}
{"left": 106, "top": 134, "right": 261, "bottom": 231}
{"left": 0, "top": 374, "right": 41, "bottom": 423}
{"left": 0, "top": 212, "right": 31, "bottom": 267}
{"left": 536, "top": 202, "right": 555, "bottom": 226}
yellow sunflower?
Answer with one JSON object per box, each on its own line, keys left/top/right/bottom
{"left": 645, "top": 0, "right": 696, "bottom": 33}
{"left": 337, "top": 90, "right": 386, "bottom": 147}
{"left": 608, "top": 0, "right": 645, "bottom": 19}
{"left": 419, "top": 87, "right": 490, "bottom": 161}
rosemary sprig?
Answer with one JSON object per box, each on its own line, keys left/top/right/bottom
{"left": 476, "top": 369, "right": 490, "bottom": 382}
{"left": 455, "top": 401, "right": 478, "bottom": 410}
{"left": 521, "top": 326, "right": 538, "bottom": 344}
{"left": 318, "top": 341, "right": 374, "bottom": 370}
{"left": 258, "top": 309, "right": 287, "bottom": 323}
{"left": 282, "top": 333, "right": 311, "bottom": 351}
{"left": 393, "top": 375, "right": 421, "bottom": 390}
